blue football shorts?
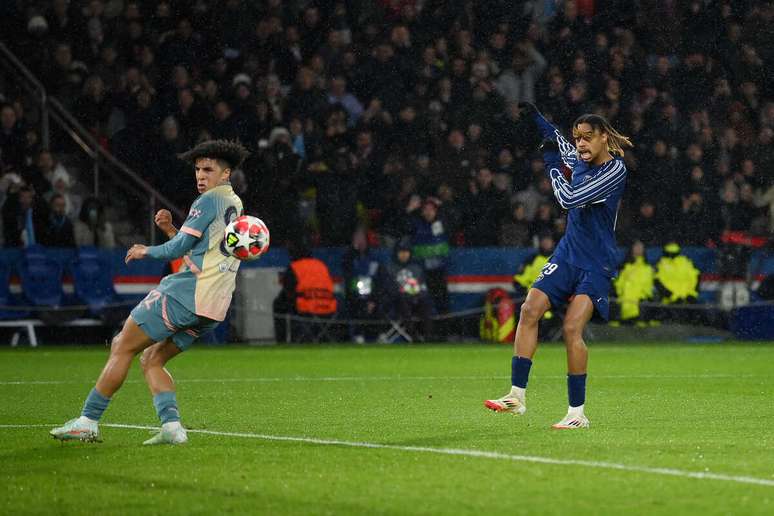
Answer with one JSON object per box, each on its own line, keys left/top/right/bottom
{"left": 130, "top": 289, "right": 219, "bottom": 351}
{"left": 530, "top": 257, "right": 612, "bottom": 321}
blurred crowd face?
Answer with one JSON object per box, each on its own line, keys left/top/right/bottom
{"left": 54, "top": 44, "right": 72, "bottom": 69}
{"left": 421, "top": 202, "right": 437, "bottom": 222}
{"left": 476, "top": 168, "right": 493, "bottom": 188}
{"left": 631, "top": 240, "right": 645, "bottom": 258}
{"left": 36, "top": 151, "right": 54, "bottom": 172}
{"left": 19, "top": 189, "right": 34, "bottom": 210}
{"left": 448, "top": 130, "right": 464, "bottom": 150}
{"left": 1, "top": 105, "right": 16, "bottom": 131}
{"left": 329, "top": 77, "right": 347, "bottom": 97}
{"left": 51, "top": 195, "right": 67, "bottom": 217}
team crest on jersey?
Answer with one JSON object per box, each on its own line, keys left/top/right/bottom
{"left": 189, "top": 207, "right": 202, "bottom": 219}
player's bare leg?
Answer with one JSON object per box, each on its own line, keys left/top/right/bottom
{"left": 140, "top": 339, "right": 182, "bottom": 395}
{"left": 50, "top": 317, "right": 154, "bottom": 441}
{"left": 514, "top": 288, "right": 551, "bottom": 360}
{"left": 484, "top": 288, "right": 550, "bottom": 414}
{"left": 96, "top": 317, "right": 155, "bottom": 396}
{"left": 140, "top": 340, "right": 188, "bottom": 445}
{"left": 553, "top": 295, "right": 594, "bottom": 429}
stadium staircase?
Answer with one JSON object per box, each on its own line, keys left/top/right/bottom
{"left": 0, "top": 42, "right": 185, "bottom": 245}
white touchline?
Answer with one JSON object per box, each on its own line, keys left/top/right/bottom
{"left": 0, "top": 373, "right": 761, "bottom": 386}
{"left": 2, "top": 423, "right": 773, "bottom": 488}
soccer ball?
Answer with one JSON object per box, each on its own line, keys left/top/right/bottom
{"left": 223, "top": 215, "right": 270, "bottom": 261}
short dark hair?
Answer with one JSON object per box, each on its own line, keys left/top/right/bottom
{"left": 178, "top": 139, "right": 250, "bottom": 170}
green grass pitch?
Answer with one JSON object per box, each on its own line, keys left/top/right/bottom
{"left": 2, "top": 342, "right": 773, "bottom": 515}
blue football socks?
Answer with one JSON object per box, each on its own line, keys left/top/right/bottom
{"left": 567, "top": 374, "right": 587, "bottom": 408}
{"left": 511, "top": 356, "right": 533, "bottom": 389}
{"left": 153, "top": 391, "right": 181, "bottom": 424}
{"left": 81, "top": 388, "right": 111, "bottom": 421}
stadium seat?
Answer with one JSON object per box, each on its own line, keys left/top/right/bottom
{"left": 0, "top": 261, "right": 29, "bottom": 320}
{"left": 71, "top": 246, "right": 118, "bottom": 314}
{"left": 18, "top": 245, "right": 64, "bottom": 307}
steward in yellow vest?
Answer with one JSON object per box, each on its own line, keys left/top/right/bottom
{"left": 655, "top": 242, "right": 700, "bottom": 304}
{"left": 613, "top": 241, "right": 654, "bottom": 322}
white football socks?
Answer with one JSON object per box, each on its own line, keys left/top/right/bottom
{"left": 509, "top": 386, "right": 526, "bottom": 401}
{"left": 568, "top": 404, "right": 585, "bottom": 417}
{"left": 162, "top": 421, "right": 182, "bottom": 432}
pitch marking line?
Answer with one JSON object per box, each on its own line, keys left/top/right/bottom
{"left": 3, "top": 423, "right": 773, "bottom": 488}
{"left": 0, "top": 373, "right": 760, "bottom": 386}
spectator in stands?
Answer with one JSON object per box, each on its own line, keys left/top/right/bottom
{"left": 462, "top": 167, "right": 508, "bottom": 246}
{"left": 376, "top": 238, "right": 433, "bottom": 341}
{"left": 499, "top": 203, "right": 531, "bottom": 248}
{"left": 308, "top": 108, "right": 359, "bottom": 246}
{"left": 327, "top": 75, "right": 363, "bottom": 125}
{"left": 1, "top": 0, "right": 769, "bottom": 254}
{"left": 250, "top": 126, "right": 303, "bottom": 248}
{"left": 47, "top": 165, "right": 82, "bottom": 221}
{"left": 74, "top": 196, "right": 115, "bottom": 248}
{"left": 626, "top": 200, "right": 663, "bottom": 247}
{"left": 0, "top": 104, "right": 25, "bottom": 170}
{"left": 719, "top": 181, "right": 753, "bottom": 232}
{"left": 529, "top": 201, "right": 556, "bottom": 243}
{"left": 22, "top": 150, "right": 54, "bottom": 198}
{"left": 409, "top": 196, "right": 449, "bottom": 316}
{"left": 342, "top": 226, "right": 382, "bottom": 343}
{"left": 40, "top": 193, "right": 75, "bottom": 247}
{"left": 2, "top": 185, "right": 47, "bottom": 247}
{"left": 495, "top": 40, "right": 547, "bottom": 105}
{"left": 677, "top": 190, "right": 716, "bottom": 246}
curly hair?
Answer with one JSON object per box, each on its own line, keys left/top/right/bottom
{"left": 178, "top": 139, "right": 250, "bottom": 170}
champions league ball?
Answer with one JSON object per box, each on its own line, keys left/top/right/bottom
{"left": 223, "top": 215, "right": 270, "bottom": 261}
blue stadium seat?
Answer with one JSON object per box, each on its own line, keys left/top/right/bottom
{"left": 71, "top": 246, "right": 117, "bottom": 314}
{"left": 0, "top": 261, "right": 29, "bottom": 320}
{"left": 19, "top": 245, "right": 64, "bottom": 307}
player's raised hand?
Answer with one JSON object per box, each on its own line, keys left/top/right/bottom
{"left": 154, "top": 209, "right": 177, "bottom": 237}
{"left": 517, "top": 102, "right": 539, "bottom": 118}
{"left": 125, "top": 244, "right": 149, "bottom": 264}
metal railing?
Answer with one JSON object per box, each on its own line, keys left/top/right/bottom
{"left": 0, "top": 42, "right": 186, "bottom": 244}
{"left": 0, "top": 42, "right": 49, "bottom": 149}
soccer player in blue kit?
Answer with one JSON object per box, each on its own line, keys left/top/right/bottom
{"left": 485, "top": 104, "right": 632, "bottom": 429}
{"left": 50, "top": 140, "right": 248, "bottom": 444}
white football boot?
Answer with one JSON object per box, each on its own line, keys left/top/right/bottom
{"left": 551, "top": 412, "right": 590, "bottom": 429}
{"left": 50, "top": 416, "right": 101, "bottom": 442}
{"left": 484, "top": 393, "right": 526, "bottom": 415}
{"left": 143, "top": 422, "right": 188, "bottom": 445}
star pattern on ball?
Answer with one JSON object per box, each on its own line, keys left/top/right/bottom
{"left": 235, "top": 229, "right": 255, "bottom": 252}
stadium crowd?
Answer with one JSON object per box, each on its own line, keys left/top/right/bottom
{"left": 0, "top": 0, "right": 772, "bottom": 252}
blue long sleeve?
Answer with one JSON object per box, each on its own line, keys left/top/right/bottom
{"left": 533, "top": 112, "right": 579, "bottom": 170}
{"left": 548, "top": 158, "right": 626, "bottom": 210}
{"left": 146, "top": 231, "right": 198, "bottom": 261}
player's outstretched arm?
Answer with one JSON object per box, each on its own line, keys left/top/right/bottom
{"left": 125, "top": 231, "right": 199, "bottom": 264}
{"left": 547, "top": 158, "right": 626, "bottom": 210}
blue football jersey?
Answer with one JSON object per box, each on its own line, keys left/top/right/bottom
{"left": 535, "top": 114, "right": 627, "bottom": 278}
